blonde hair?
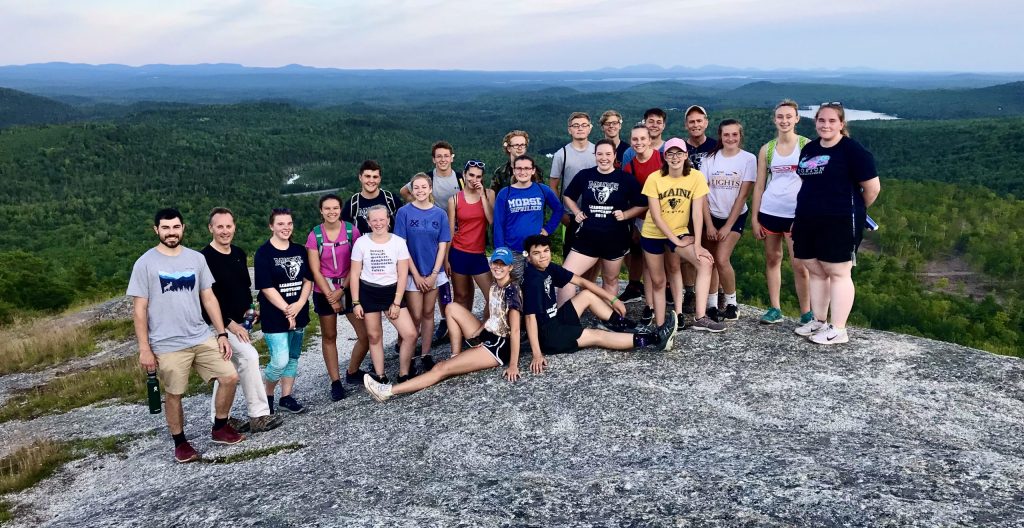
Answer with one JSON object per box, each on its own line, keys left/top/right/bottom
{"left": 599, "top": 110, "right": 622, "bottom": 125}
{"left": 567, "top": 111, "right": 591, "bottom": 126}
{"left": 502, "top": 130, "right": 529, "bottom": 153}
{"left": 410, "top": 172, "right": 434, "bottom": 203}
{"left": 775, "top": 99, "right": 800, "bottom": 114}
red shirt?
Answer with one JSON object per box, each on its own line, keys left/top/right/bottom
{"left": 624, "top": 150, "right": 663, "bottom": 186}
{"left": 452, "top": 191, "right": 487, "bottom": 253}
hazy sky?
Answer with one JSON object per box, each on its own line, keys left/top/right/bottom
{"left": 2, "top": 0, "right": 1020, "bottom": 72}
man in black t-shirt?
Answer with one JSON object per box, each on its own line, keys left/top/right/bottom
{"left": 342, "top": 160, "right": 400, "bottom": 235}
{"left": 520, "top": 235, "right": 670, "bottom": 374}
{"left": 201, "top": 208, "right": 283, "bottom": 433}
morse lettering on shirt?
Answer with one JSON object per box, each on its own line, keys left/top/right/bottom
{"left": 508, "top": 197, "right": 544, "bottom": 213}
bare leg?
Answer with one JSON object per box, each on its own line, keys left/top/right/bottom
{"left": 212, "top": 374, "right": 239, "bottom": 419}
{"left": 557, "top": 251, "right": 598, "bottom": 306}
{"left": 319, "top": 313, "right": 340, "bottom": 382}
{"left": 822, "top": 261, "right": 855, "bottom": 328}
{"left": 471, "top": 271, "right": 493, "bottom": 321}
{"left": 644, "top": 251, "right": 667, "bottom": 326}
{"left": 665, "top": 251, "right": 684, "bottom": 309}
{"left": 345, "top": 312, "right": 370, "bottom": 376}
{"left": 363, "top": 311, "right": 386, "bottom": 377}
{"left": 675, "top": 243, "right": 714, "bottom": 318}
{"left": 600, "top": 258, "right": 622, "bottom": 298}
{"left": 391, "top": 346, "right": 499, "bottom": 396}
{"left": 388, "top": 308, "right": 419, "bottom": 376}
{"left": 418, "top": 288, "right": 440, "bottom": 357}
{"left": 786, "top": 235, "right": 812, "bottom": 314}
{"left": 576, "top": 328, "right": 634, "bottom": 349}
{"left": 451, "top": 271, "right": 474, "bottom": 312}
{"left": 280, "top": 376, "right": 295, "bottom": 398}
{"left": 764, "top": 233, "right": 784, "bottom": 308}
{"left": 569, "top": 289, "right": 613, "bottom": 321}
{"left": 445, "top": 303, "right": 484, "bottom": 357}
{"left": 165, "top": 393, "right": 185, "bottom": 434}
{"left": 800, "top": 258, "right": 831, "bottom": 321}
{"left": 714, "top": 232, "right": 741, "bottom": 297}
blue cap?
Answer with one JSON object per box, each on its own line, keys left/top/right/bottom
{"left": 490, "top": 247, "right": 514, "bottom": 265}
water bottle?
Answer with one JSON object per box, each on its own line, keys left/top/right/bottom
{"left": 242, "top": 302, "right": 257, "bottom": 330}
{"left": 147, "top": 370, "right": 162, "bottom": 414}
{"left": 865, "top": 214, "right": 879, "bottom": 232}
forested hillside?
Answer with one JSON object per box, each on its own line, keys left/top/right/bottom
{"left": 0, "top": 88, "right": 79, "bottom": 128}
{"left": 0, "top": 93, "right": 1021, "bottom": 353}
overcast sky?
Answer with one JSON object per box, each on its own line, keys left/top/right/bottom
{"left": 2, "top": 0, "right": 1020, "bottom": 72}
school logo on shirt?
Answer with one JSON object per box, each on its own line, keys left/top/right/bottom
{"left": 588, "top": 181, "right": 619, "bottom": 205}
{"left": 159, "top": 271, "right": 196, "bottom": 293}
{"left": 544, "top": 276, "right": 553, "bottom": 298}
{"left": 274, "top": 256, "right": 303, "bottom": 281}
{"left": 667, "top": 198, "right": 681, "bottom": 210}
{"left": 798, "top": 155, "right": 831, "bottom": 176}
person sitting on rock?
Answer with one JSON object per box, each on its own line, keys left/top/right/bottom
{"left": 363, "top": 247, "right": 523, "bottom": 402}
{"left": 520, "top": 234, "right": 673, "bottom": 375}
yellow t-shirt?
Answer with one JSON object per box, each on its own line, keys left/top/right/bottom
{"left": 640, "top": 169, "right": 710, "bottom": 239}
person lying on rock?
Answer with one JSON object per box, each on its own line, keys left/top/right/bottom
{"left": 520, "top": 234, "right": 672, "bottom": 375}
{"left": 363, "top": 247, "right": 523, "bottom": 402}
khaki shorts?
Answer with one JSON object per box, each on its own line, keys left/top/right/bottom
{"left": 157, "top": 337, "right": 237, "bottom": 395}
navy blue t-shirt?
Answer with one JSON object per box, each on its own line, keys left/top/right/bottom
{"left": 254, "top": 240, "right": 312, "bottom": 333}
{"left": 687, "top": 137, "right": 718, "bottom": 171}
{"left": 563, "top": 167, "right": 646, "bottom": 240}
{"left": 522, "top": 262, "right": 574, "bottom": 325}
{"left": 795, "top": 137, "right": 877, "bottom": 218}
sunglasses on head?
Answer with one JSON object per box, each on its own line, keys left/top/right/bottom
{"left": 464, "top": 159, "right": 486, "bottom": 171}
{"left": 820, "top": 101, "right": 843, "bottom": 107}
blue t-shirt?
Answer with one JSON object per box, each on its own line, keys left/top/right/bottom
{"left": 493, "top": 183, "right": 563, "bottom": 252}
{"left": 254, "top": 240, "right": 312, "bottom": 334}
{"left": 563, "top": 167, "right": 646, "bottom": 240}
{"left": 795, "top": 137, "right": 877, "bottom": 218}
{"left": 522, "top": 262, "right": 574, "bottom": 325}
{"left": 394, "top": 204, "right": 452, "bottom": 276}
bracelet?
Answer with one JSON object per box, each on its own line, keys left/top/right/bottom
{"left": 217, "top": 332, "right": 229, "bottom": 339}
{"left": 608, "top": 296, "right": 619, "bottom": 306}
{"left": 352, "top": 300, "right": 361, "bottom": 305}
{"left": 392, "top": 302, "right": 402, "bottom": 307}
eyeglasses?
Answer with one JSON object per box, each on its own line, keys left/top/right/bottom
{"left": 602, "top": 120, "right": 622, "bottom": 126}
{"left": 820, "top": 101, "right": 843, "bottom": 107}
{"left": 664, "top": 150, "right": 686, "bottom": 159}
{"left": 569, "top": 123, "right": 592, "bottom": 130}
{"left": 464, "top": 159, "right": 486, "bottom": 171}
{"left": 513, "top": 166, "right": 535, "bottom": 172}
{"left": 508, "top": 143, "right": 527, "bottom": 149}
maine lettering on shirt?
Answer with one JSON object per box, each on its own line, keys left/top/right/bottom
{"left": 508, "top": 196, "right": 544, "bottom": 213}
{"left": 658, "top": 187, "right": 693, "bottom": 200}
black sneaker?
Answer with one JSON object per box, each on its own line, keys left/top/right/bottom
{"left": 330, "top": 380, "right": 346, "bottom": 402}
{"left": 657, "top": 310, "right": 678, "bottom": 351}
{"left": 722, "top": 304, "right": 739, "bottom": 321}
{"left": 619, "top": 282, "right": 644, "bottom": 304}
{"left": 369, "top": 372, "right": 390, "bottom": 385}
{"left": 691, "top": 315, "right": 726, "bottom": 333}
{"left": 345, "top": 368, "right": 369, "bottom": 384}
{"left": 706, "top": 306, "right": 720, "bottom": 322}
{"left": 419, "top": 355, "right": 436, "bottom": 374}
{"left": 598, "top": 315, "right": 638, "bottom": 333}
{"left": 431, "top": 319, "right": 449, "bottom": 345}
{"left": 676, "top": 312, "right": 686, "bottom": 332}
{"left": 640, "top": 306, "right": 654, "bottom": 326}
{"left": 682, "top": 291, "right": 696, "bottom": 314}
{"left": 396, "top": 373, "right": 417, "bottom": 384}
{"left": 278, "top": 395, "right": 306, "bottom": 414}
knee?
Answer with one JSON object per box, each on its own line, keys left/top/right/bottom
{"left": 765, "top": 250, "right": 783, "bottom": 267}
{"left": 218, "top": 373, "right": 239, "bottom": 386}
{"left": 367, "top": 332, "right": 383, "bottom": 346}
{"left": 399, "top": 327, "right": 418, "bottom": 342}
{"left": 434, "top": 360, "right": 452, "bottom": 376}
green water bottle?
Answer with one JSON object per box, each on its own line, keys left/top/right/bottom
{"left": 147, "top": 370, "right": 162, "bottom": 414}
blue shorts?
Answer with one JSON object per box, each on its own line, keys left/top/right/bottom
{"left": 448, "top": 247, "right": 489, "bottom": 276}
{"left": 640, "top": 235, "right": 690, "bottom": 255}
{"left": 710, "top": 211, "right": 748, "bottom": 235}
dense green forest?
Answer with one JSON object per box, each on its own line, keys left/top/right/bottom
{"left": 0, "top": 86, "right": 1021, "bottom": 354}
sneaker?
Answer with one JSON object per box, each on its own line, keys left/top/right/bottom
{"left": 174, "top": 441, "right": 200, "bottom": 463}
{"left": 809, "top": 324, "right": 849, "bottom": 344}
{"left": 657, "top": 310, "right": 678, "bottom": 351}
{"left": 799, "top": 311, "right": 815, "bottom": 325}
{"left": 706, "top": 306, "right": 720, "bottom": 323}
{"left": 419, "top": 355, "right": 436, "bottom": 374}
{"left": 211, "top": 424, "right": 245, "bottom": 445}
{"left": 640, "top": 306, "right": 654, "bottom": 326}
{"left": 369, "top": 372, "right": 390, "bottom": 385}
{"left": 227, "top": 417, "right": 250, "bottom": 433}
{"left": 794, "top": 319, "right": 826, "bottom": 336}
{"left": 760, "top": 307, "right": 784, "bottom": 325}
{"left": 363, "top": 373, "right": 393, "bottom": 403}
{"left": 721, "top": 304, "right": 739, "bottom": 321}
{"left": 431, "top": 319, "right": 449, "bottom": 346}
{"left": 330, "top": 380, "right": 347, "bottom": 402}
{"left": 676, "top": 312, "right": 686, "bottom": 332}
{"left": 691, "top": 316, "right": 726, "bottom": 333}
{"left": 248, "top": 414, "right": 284, "bottom": 433}
{"left": 619, "top": 283, "right": 644, "bottom": 304}
{"left": 396, "top": 373, "right": 416, "bottom": 384}
{"left": 345, "top": 368, "right": 369, "bottom": 384}
{"left": 278, "top": 395, "right": 306, "bottom": 414}
{"left": 682, "top": 291, "right": 696, "bottom": 314}
{"left": 598, "top": 315, "right": 638, "bottom": 333}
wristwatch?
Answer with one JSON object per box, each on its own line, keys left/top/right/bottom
{"left": 217, "top": 332, "right": 229, "bottom": 339}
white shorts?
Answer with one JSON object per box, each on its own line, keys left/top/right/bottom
{"left": 405, "top": 270, "right": 450, "bottom": 292}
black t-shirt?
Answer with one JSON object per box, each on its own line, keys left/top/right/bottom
{"left": 563, "top": 167, "right": 645, "bottom": 240}
{"left": 200, "top": 244, "right": 252, "bottom": 325}
{"left": 687, "top": 137, "right": 718, "bottom": 171}
{"left": 614, "top": 140, "right": 630, "bottom": 168}
{"left": 342, "top": 191, "right": 400, "bottom": 235}
{"left": 254, "top": 240, "right": 312, "bottom": 333}
{"left": 522, "top": 262, "right": 574, "bottom": 325}
{"left": 795, "top": 137, "right": 877, "bottom": 218}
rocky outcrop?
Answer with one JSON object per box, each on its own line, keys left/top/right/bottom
{"left": 3, "top": 305, "right": 1023, "bottom": 527}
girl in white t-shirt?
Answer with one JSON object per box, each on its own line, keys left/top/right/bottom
{"left": 701, "top": 119, "right": 756, "bottom": 322}
{"left": 349, "top": 205, "right": 418, "bottom": 384}
{"left": 751, "top": 100, "right": 813, "bottom": 326}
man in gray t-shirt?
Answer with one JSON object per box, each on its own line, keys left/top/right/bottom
{"left": 129, "top": 207, "right": 244, "bottom": 463}
{"left": 401, "top": 140, "right": 464, "bottom": 206}
{"left": 549, "top": 112, "right": 598, "bottom": 259}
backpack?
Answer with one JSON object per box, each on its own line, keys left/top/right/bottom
{"left": 313, "top": 222, "right": 353, "bottom": 255}
{"left": 765, "top": 135, "right": 810, "bottom": 176}
{"left": 348, "top": 190, "right": 397, "bottom": 227}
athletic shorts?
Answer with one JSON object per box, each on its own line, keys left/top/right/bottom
{"left": 406, "top": 270, "right": 450, "bottom": 292}
{"left": 640, "top": 235, "right": 691, "bottom": 255}
{"left": 313, "top": 288, "right": 352, "bottom": 316}
{"left": 359, "top": 281, "right": 406, "bottom": 313}
{"left": 156, "top": 337, "right": 237, "bottom": 395}
{"left": 537, "top": 303, "right": 584, "bottom": 355}
{"left": 757, "top": 212, "right": 794, "bottom": 236}
{"left": 792, "top": 214, "right": 864, "bottom": 264}
{"left": 562, "top": 218, "right": 580, "bottom": 259}
{"left": 472, "top": 329, "right": 512, "bottom": 366}
{"left": 449, "top": 247, "right": 490, "bottom": 276}
{"left": 710, "top": 211, "right": 748, "bottom": 235}
{"left": 571, "top": 230, "right": 630, "bottom": 261}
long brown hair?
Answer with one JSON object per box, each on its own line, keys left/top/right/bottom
{"left": 815, "top": 103, "right": 850, "bottom": 137}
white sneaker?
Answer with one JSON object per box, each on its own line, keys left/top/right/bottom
{"left": 794, "top": 319, "right": 826, "bottom": 336}
{"left": 809, "top": 324, "right": 849, "bottom": 344}
{"left": 363, "top": 374, "right": 393, "bottom": 402}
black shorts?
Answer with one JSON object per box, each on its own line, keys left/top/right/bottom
{"left": 640, "top": 235, "right": 690, "bottom": 255}
{"left": 562, "top": 218, "right": 580, "bottom": 259}
{"left": 473, "top": 329, "right": 512, "bottom": 366}
{"left": 758, "top": 212, "right": 794, "bottom": 235}
{"left": 313, "top": 288, "right": 352, "bottom": 316}
{"left": 571, "top": 229, "right": 630, "bottom": 261}
{"left": 792, "top": 214, "right": 864, "bottom": 264}
{"left": 538, "top": 303, "right": 584, "bottom": 355}
{"left": 710, "top": 211, "right": 748, "bottom": 235}
{"left": 358, "top": 281, "right": 406, "bottom": 313}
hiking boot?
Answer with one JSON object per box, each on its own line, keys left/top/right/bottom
{"left": 278, "top": 395, "right": 306, "bottom": 414}
{"left": 227, "top": 417, "right": 250, "bottom": 433}
{"left": 248, "top": 414, "right": 284, "bottom": 433}
{"left": 174, "top": 441, "right": 200, "bottom": 463}
{"left": 211, "top": 424, "right": 245, "bottom": 445}
{"left": 809, "top": 324, "right": 849, "bottom": 345}
{"left": 682, "top": 291, "right": 696, "bottom": 314}
{"left": 706, "top": 306, "right": 720, "bottom": 323}
{"left": 345, "top": 368, "right": 369, "bottom": 385}
{"left": 598, "top": 314, "right": 639, "bottom": 333}
{"left": 799, "top": 311, "right": 815, "bottom": 325}
{"left": 363, "top": 373, "right": 393, "bottom": 403}
{"left": 419, "top": 355, "right": 436, "bottom": 374}
{"left": 721, "top": 304, "right": 739, "bottom": 321}
{"left": 760, "top": 307, "right": 783, "bottom": 325}
{"left": 657, "top": 310, "right": 678, "bottom": 351}
{"left": 619, "top": 282, "right": 644, "bottom": 304}
{"left": 369, "top": 372, "right": 390, "bottom": 385}
{"left": 640, "top": 306, "right": 654, "bottom": 326}
{"left": 795, "top": 319, "right": 827, "bottom": 337}
{"left": 431, "top": 319, "right": 449, "bottom": 346}
{"left": 676, "top": 312, "right": 687, "bottom": 332}
{"left": 691, "top": 316, "right": 726, "bottom": 333}
{"left": 330, "top": 380, "right": 347, "bottom": 402}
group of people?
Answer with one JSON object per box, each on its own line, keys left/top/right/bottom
{"left": 130, "top": 100, "right": 879, "bottom": 462}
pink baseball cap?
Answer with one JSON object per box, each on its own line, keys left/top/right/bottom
{"left": 662, "top": 137, "right": 688, "bottom": 153}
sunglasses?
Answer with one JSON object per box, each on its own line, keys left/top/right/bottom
{"left": 464, "top": 159, "right": 486, "bottom": 171}
{"left": 820, "top": 101, "right": 843, "bottom": 107}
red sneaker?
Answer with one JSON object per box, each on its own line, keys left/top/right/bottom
{"left": 174, "top": 441, "right": 200, "bottom": 463}
{"left": 211, "top": 424, "right": 245, "bottom": 445}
